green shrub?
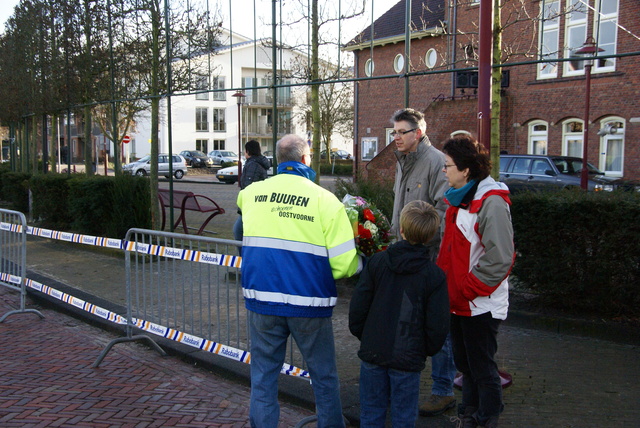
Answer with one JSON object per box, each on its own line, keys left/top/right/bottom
{"left": 1, "top": 171, "right": 31, "bottom": 213}
{"left": 332, "top": 173, "right": 394, "bottom": 221}
{"left": 68, "top": 175, "right": 117, "bottom": 235}
{"left": 511, "top": 190, "right": 640, "bottom": 317}
{"left": 26, "top": 173, "right": 151, "bottom": 238}
{"left": 30, "top": 174, "right": 73, "bottom": 229}
{"left": 319, "top": 162, "right": 353, "bottom": 176}
{"left": 107, "top": 174, "right": 152, "bottom": 237}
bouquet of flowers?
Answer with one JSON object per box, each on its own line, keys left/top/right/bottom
{"left": 342, "top": 194, "right": 393, "bottom": 257}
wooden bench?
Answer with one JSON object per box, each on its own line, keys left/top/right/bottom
{"left": 157, "top": 188, "right": 225, "bottom": 235}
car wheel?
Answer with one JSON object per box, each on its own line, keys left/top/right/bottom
{"left": 135, "top": 169, "right": 147, "bottom": 176}
{"left": 174, "top": 170, "right": 184, "bottom": 179}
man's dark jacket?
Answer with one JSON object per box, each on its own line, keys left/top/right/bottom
{"left": 240, "top": 155, "right": 270, "bottom": 189}
{"left": 349, "top": 240, "right": 450, "bottom": 372}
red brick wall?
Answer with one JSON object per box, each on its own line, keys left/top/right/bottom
{"left": 353, "top": 0, "right": 640, "bottom": 180}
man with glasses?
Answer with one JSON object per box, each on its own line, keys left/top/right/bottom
{"left": 390, "top": 108, "right": 457, "bottom": 418}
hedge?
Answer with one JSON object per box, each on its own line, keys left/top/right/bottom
{"left": 28, "top": 173, "right": 151, "bottom": 238}
{"left": 510, "top": 190, "right": 640, "bottom": 317}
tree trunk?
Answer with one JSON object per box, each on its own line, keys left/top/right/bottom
{"left": 490, "top": 0, "right": 502, "bottom": 179}
{"left": 32, "top": 117, "right": 38, "bottom": 173}
{"left": 310, "top": 0, "right": 321, "bottom": 183}
{"left": 149, "top": 3, "right": 161, "bottom": 230}
{"left": 84, "top": 106, "right": 94, "bottom": 175}
{"left": 50, "top": 113, "right": 58, "bottom": 172}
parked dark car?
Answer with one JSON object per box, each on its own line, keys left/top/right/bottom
{"left": 499, "top": 154, "right": 635, "bottom": 193}
{"left": 320, "top": 149, "right": 351, "bottom": 159}
{"left": 179, "top": 150, "right": 214, "bottom": 168}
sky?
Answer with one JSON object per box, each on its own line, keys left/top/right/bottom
{"left": 0, "top": 0, "right": 388, "bottom": 41}
{"left": 0, "top": 0, "right": 20, "bottom": 33}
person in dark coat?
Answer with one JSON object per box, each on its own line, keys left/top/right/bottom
{"left": 233, "top": 140, "right": 270, "bottom": 242}
{"left": 349, "top": 200, "right": 450, "bottom": 427}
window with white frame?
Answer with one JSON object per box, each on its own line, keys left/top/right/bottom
{"left": 195, "top": 75, "right": 208, "bottom": 100}
{"left": 538, "top": 0, "right": 560, "bottom": 79}
{"left": 212, "top": 76, "right": 226, "bottom": 101}
{"left": 528, "top": 121, "right": 549, "bottom": 155}
{"left": 196, "top": 139, "right": 208, "bottom": 153}
{"left": 212, "top": 108, "right": 225, "bottom": 132}
{"left": 195, "top": 107, "right": 208, "bottom": 131}
{"left": 562, "top": 119, "right": 583, "bottom": 157}
{"left": 364, "top": 59, "right": 374, "bottom": 77}
{"left": 594, "top": 0, "right": 618, "bottom": 71}
{"left": 212, "top": 139, "right": 225, "bottom": 150}
{"left": 385, "top": 128, "right": 394, "bottom": 146}
{"left": 243, "top": 77, "right": 256, "bottom": 103}
{"left": 599, "top": 118, "right": 624, "bottom": 177}
{"left": 361, "top": 137, "right": 377, "bottom": 161}
{"left": 564, "top": 0, "right": 588, "bottom": 76}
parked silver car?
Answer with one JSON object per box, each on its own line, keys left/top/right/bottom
{"left": 123, "top": 154, "right": 188, "bottom": 179}
{"left": 208, "top": 150, "right": 240, "bottom": 166}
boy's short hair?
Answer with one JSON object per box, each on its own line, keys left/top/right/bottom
{"left": 400, "top": 200, "right": 440, "bottom": 245}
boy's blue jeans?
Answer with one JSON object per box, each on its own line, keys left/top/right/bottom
{"left": 359, "top": 361, "right": 421, "bottom": 427}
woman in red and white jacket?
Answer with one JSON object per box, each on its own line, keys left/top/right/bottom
{"left": 437, "top": 135, "right": 515, "bottom": 428}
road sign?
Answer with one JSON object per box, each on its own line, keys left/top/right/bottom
{"left": 122, "top": 135, "right": 131, "bottom": 144}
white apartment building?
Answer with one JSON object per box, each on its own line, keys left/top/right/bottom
{"left": 128, "top": 29, "right": 311, "bottom": 160}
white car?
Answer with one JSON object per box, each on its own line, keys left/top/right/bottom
{"left": 216, "top": 157, "right": 273, "bottom": 184}
{"left": 122, "top": 154, "right": 188, "bottom": 179}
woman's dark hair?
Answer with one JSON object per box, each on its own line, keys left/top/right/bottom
{"left": 442, "top": 135, "right": 492, "bottom": 181}
{"left": 245, "top": 140, "right": 261, "bottom": 157}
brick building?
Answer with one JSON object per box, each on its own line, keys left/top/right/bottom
{"left": 345, "top": 0, "right": 640, "bottom": 181}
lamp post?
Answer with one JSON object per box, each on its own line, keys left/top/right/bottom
{"left": 232, "top": 91, "right": 246, "bottom": 187}
{"left": 574, "top": 37, "right": 603, "bottom": 190}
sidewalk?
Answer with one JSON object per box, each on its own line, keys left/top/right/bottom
{"left": 0, "top": 285, "right": 315, "bottom": 427}
{"left": 12, "top": 236, "right": 640, "bottom": 427}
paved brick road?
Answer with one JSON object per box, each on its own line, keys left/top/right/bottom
{"left": 0, "top": 288, "right": 314, "bottom": 427}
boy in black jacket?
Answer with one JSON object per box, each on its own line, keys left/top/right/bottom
{"left": 349, "top": 200, "right": 450, "bottom": 427}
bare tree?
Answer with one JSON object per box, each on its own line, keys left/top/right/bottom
{"left": 290, "top": 57, "right": 354, "bottom": 163}
{"left": 119, "top": 0, "right": 220, "bottom": 228}
{"left": 277, "top": 0, "right": 364, "bottom": 180}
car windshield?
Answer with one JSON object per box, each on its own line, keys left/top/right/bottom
{"left": 220, "top": 151, "right": 237, "bottom": 157}
{"left": 191, "top": 151, "right": 206, "bottom": 156}
{"left": 552, "top": 157, "right": 603, "bottom": 175}
{"left": 137, "top": 155, "right": 150, "bottom": 163}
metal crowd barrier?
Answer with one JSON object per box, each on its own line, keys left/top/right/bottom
{"left": 94, "top": 228, "right": 305, "bottom": 373}
{"left": 0, "top": 208, "right": 44, "bottom": 322}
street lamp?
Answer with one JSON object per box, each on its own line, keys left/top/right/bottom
{"left": 574, "top": 37, "right": 603, "bottom": 190}
{"left": 232, "top": 91, "right": 246, "bottom": 187}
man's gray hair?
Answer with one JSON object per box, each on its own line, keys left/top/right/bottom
{"left": 391, "top": 108, "right": 427, "bottom": 132}
{"left": 276, "top": 134, "right": 308, "bottom": 162}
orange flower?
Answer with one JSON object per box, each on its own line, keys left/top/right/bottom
{"left": 363, "top": 208, "right": 375, "bottom": 222}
